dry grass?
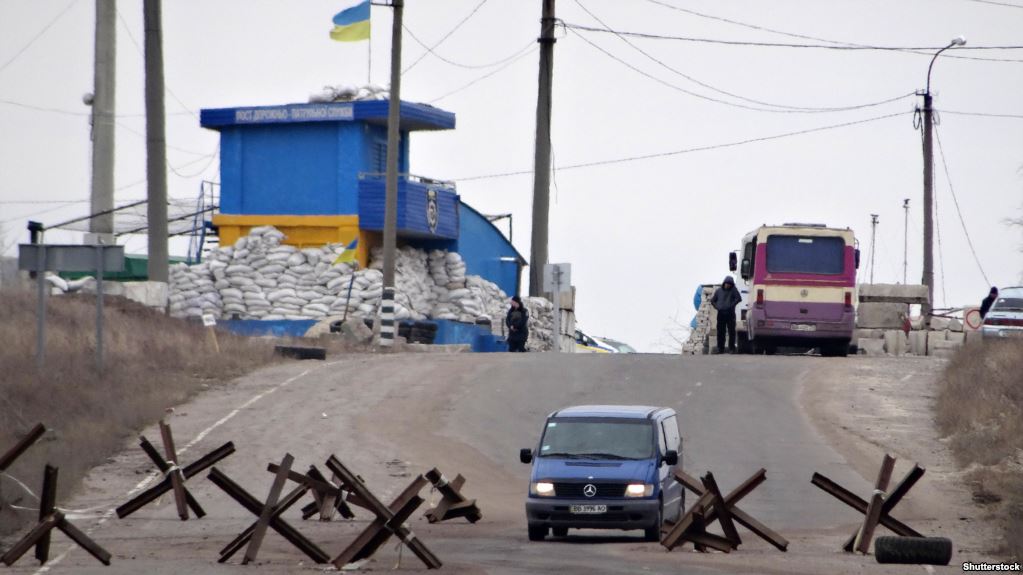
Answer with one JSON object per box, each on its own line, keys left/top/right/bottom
{"left": 935, "top": 339, "right": 1023, "bottom": 560}
{"left": 0, "top": 288, "right": 276, "bottom": 534}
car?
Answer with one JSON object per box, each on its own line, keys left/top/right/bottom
{"left": 574, "top": 329, "right": 617, "bottom": 353}
{"left": 520, "top": 405, "right": 684, "bottom": 542}
{"left": 595, "top": 337, "right": 637, "bottom": 353}
{"left": 981, "top": 286, "right": 1023, "bottom": 339}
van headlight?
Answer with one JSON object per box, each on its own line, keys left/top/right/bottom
{"left": 625, "top": 483, "right": 654, "bottom": 497}
{"left": 530, "top": 481, "right": 555, "bottom": 496}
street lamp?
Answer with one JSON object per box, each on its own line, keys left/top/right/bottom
{"left": 919, "top": 35, "right": 966, "bottom": 319}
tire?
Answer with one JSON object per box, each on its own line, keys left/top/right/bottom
{"left": 552, "top": 526, "right": 568, "bottom": 537}
{"left": 737, "top": 332, "right": 752, "bottom": 354}
{"left": 527, "top": 524, "right": 548, "bottom": 542}
{"left": 644, "top": 502, "right": 663, "bottom": 542}
{"left": 821, "top": 341, "right": 850, "bottom": 357}
{"left": 273, "top": 345, "right": 326, "bottom": 361}
{"left": 874, "top": 536, "right": 953, "bottom": 566}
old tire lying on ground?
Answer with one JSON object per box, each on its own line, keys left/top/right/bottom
{"left": 874, "top": 536, "right": 952, "bottom": 565}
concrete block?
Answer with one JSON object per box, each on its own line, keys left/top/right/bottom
{"left": 855, "top": 328, "right": 884, "bottom": 340}
{"left": 929, "top": 316, "right": 951, "bottom": 331}
{"left": 122, "top": 281, "right": 169, "bottom": 309}
{"left": 883, "top": 330, "right": 908, "bottom": 356}
{"left": 945, "top": 331, "right": 965, "bottom": 345}
{"left": 856, "top": 302, "right": 909, "bottom": 329}
{"left": 858, "top": 283, "right": 930, "bottom": 304}
{"left": 858, "top": 338, "right": 886, "bottom": 356}
{"left": 948, "top": 318, "right": 964, "bottom": 332}
{"left": 909, "top": 331, "right": 928, "bottom": 355}
{"left": 927, "top": 332, "right": 956, "bottom": 355}
{"left": 931, "top": 340, "right": 963, "bottom": 358}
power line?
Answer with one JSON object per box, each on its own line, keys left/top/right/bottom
{"left": 455, "top": 111, "right": 910, "bottom": 181}
{"left": 939, "top": 109, "right": 1023, "bottom": 119}
{"left": 0, "top": 0, "right": 80, "bottom": 75}
{"left": 641, "top": 0, "right": 1023, "bottom": 64}
{"left": 564, "top": 22, "right": 1023, "bottom": 51}
{"left": 404, "top": 26, "right": 536, "bottom": 72}
{"left": 569, "top": 28, "right": 911, "bottom": 114}
{"left": 427, "top": 45, "right": 538, "bottom": 104}
{"left": 933, "top": 125, "right": 991, "bottom": 286}
{"left": 402, "top": 0, "right": 489, "bottom": 74}
{"left": 572, "top": 0, "right": 915, "bottom": 113}
{"left": 0, "top": 98, "right": 192, "bottom": 118}
{"left": 965, "top": 0, "right": 1023, "bottom": 8}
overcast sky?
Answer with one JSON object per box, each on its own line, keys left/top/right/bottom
{"left": 2, "top": 0, "right": 1022, "bottom": 351}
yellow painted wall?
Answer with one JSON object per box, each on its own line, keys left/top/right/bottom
{"left": 212, "top": 214, "right": 369, "bottom": 267}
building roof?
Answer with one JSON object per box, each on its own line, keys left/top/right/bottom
{"left": 550, "top": 405, "right": 669, "bottom": 419}
{"left": 199, "top": 100, "right": 455, "bottom": 131}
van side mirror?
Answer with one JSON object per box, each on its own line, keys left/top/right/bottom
{"left": 740, "top": 258, "right": 751, "bottom": 280}
{"left": 520, "top": 448, "right": 533, "bottom": 464}
{"left": 855, "top": 249, "right": 861, "bottom": 270}
{"left": 661, "top": 450, "right": 678, "bottom": 467}
{"left": 728, "top": 252, "right": 737, "bottom": 272}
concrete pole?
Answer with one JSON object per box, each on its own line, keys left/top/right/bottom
{"left": 868, "top": 214, "right": 878, "bottom": 284}
{"left": 902, "top": 198, "right": 909, "bottom": 285}
{"left": 528, "top": 0, "right": 556, "bottom": 297}
{"left": 144, "top": 0, "right": 169, "bottom": 283}
{"left": 379, "top": 0, "right": 403, "bottom": 348}
{"left": 921, "top": 93, "right": 934, "bottom": 317}
{"left": 90, "top": 0, "right": 116, "bottom": 238}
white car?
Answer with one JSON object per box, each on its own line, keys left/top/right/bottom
{"left": 981, "top": 286, "right": 1023, "bottom": 339}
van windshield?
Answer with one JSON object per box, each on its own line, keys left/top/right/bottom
{"left": 539, "top": 419, "right": 654, "bottom": 460}
{"left": 766, "top": 235, "right": 845, "bottom": 275}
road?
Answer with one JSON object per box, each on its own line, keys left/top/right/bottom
{"left": 1, "top": 353, "right": 986, "bottom": 573}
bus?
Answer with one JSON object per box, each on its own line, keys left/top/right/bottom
{"left": 730, "top": 223, "right": 859, "bottom": 356}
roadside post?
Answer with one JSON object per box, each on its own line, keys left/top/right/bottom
{"left": 543, "top": 263, "right": 571, "bottom": 353}
{"left": 18, "top": 243, "right": 124, "bottom": 370}
{"left": 202, "top": 312, "right": 220, "bottom": 353}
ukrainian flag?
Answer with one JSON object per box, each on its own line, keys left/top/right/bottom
{"left": 333, "top": 237, "right": 360, "bottom": 265}
{"left": 330, "top": 0, "right": 370, "bottom": 42}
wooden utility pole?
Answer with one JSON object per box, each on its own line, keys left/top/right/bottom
{"left": 528, "top": 0, "right": 556, "bottom": 297}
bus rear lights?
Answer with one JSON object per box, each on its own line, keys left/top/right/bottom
{"left": 844, "top": 292, "right": 853, "bottom": 311}
{"left": 756, "top": 289, "right": 764, "bottom": 308}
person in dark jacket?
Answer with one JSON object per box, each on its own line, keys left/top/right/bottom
{"left": 711, "top": 276, "right": 743, "bottom": 354}
{"left": 506, "top": 296, "right": 529, "bottom": 352}
{"left": 980, "top": 286, "right": 999, "bottom": 318}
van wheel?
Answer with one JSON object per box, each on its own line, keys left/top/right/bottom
{"left": 644, "top": 502, "right": 663, "bottom": 542}
{"left": 527, "top": 524, "right": 548, "bottom": 541}
{"left": 552, "top": 527, "right": 568, "bottom": 537}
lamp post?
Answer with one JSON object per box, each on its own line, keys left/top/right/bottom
{"left": 919, "top": 35, "right": 965, "bottom": 318}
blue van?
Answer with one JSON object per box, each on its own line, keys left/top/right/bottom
{"left": 519, "top": 405, "right": 684, "bottom": 541}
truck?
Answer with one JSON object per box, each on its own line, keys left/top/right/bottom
{"left": 729, "top": 223, "right": 860, "bottom": 356}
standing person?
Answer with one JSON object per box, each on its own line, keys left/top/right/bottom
{"left": 711, "top": 276, "right": 743, "bottom": 354}
{"left": 980, "top": 287, "right": 999, "bottom": 318}
{"left": 506, "top": 296, "right": 529, "bottom": 352}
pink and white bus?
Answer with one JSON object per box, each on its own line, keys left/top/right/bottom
{"left": 730, "top": 223, "right": 860, "bottom": 356}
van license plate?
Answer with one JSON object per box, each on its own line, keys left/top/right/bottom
{"left": 570, "top": 505, "right": 607, "bottom": 514}
{"left": 791, "top": 324, "right": 816, "bottom": 332}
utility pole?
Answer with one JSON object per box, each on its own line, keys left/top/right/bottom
{"left": 90, "top": 0, "right": 116, "bottom": 240}
{"left": 379, "top": 0, "right": 403, "bottom": 348}
{"left": 919, "top": 36, "right": 964, "bottom": 317}
{"left": 528, "top": 0, "right": 556, "bottom": 297}
{"left": 869, "top": 214, "right": 879, "bottom": 284}
{"left": 902, "top": 199, "right": 909, "bottom": 284}
{"left": 921, "top": 91, "right": 934, "bottom": 316}
{"left": 144, "top": 0, "right": 169, "bottom": 283}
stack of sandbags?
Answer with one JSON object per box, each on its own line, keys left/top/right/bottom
{"left": 166, "top": 227, "right": 557, "bottom": 349}
{"left": 682, "top": 285, "right": 717, "bottom": 354}
{"left": 169, "top": 262, "right": 220, "bottom": 319}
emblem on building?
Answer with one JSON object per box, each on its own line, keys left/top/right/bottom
{"left": 426, "top": 189, "right": 439, "bottom": 233}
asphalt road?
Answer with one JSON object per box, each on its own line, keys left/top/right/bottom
{"left": 2, "top": 353, "right": 941, "bottom": 574}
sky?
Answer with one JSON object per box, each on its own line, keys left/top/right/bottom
{"left": 2, "top": 0, "right": 1022, "bottom": 352}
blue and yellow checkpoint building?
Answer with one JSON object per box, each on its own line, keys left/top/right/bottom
{"left": 199, "top": 99, "right": 525, "bottom": 297}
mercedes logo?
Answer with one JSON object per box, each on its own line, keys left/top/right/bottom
{"left": 800, "top": 289, "right": 809, "bottom": 298}
{"left": 583, "top": 484, "right": 597, "bottom": 498}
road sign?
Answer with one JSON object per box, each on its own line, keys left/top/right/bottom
{"left": 963, "top": 307, "right": 983, "bottom": 332}
{"left": 543, "top": 263, "right": 571, "bottom": 294}
{"left": 202, "top": 314, "right": 217, "bottom": 328}
{"left": 18, "top": 244, "right": 125, "bottom": 370}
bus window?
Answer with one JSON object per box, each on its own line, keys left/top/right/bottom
{"left": 766, "top": 235, "right": 845, "bottom": 275}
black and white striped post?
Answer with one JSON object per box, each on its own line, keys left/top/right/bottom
{"left": 379, "top": 287, "right": 396, "bottom": 347}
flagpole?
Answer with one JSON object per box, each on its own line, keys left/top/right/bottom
{"left": 367, "top": 19, "right": 372, "bottom": 85}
